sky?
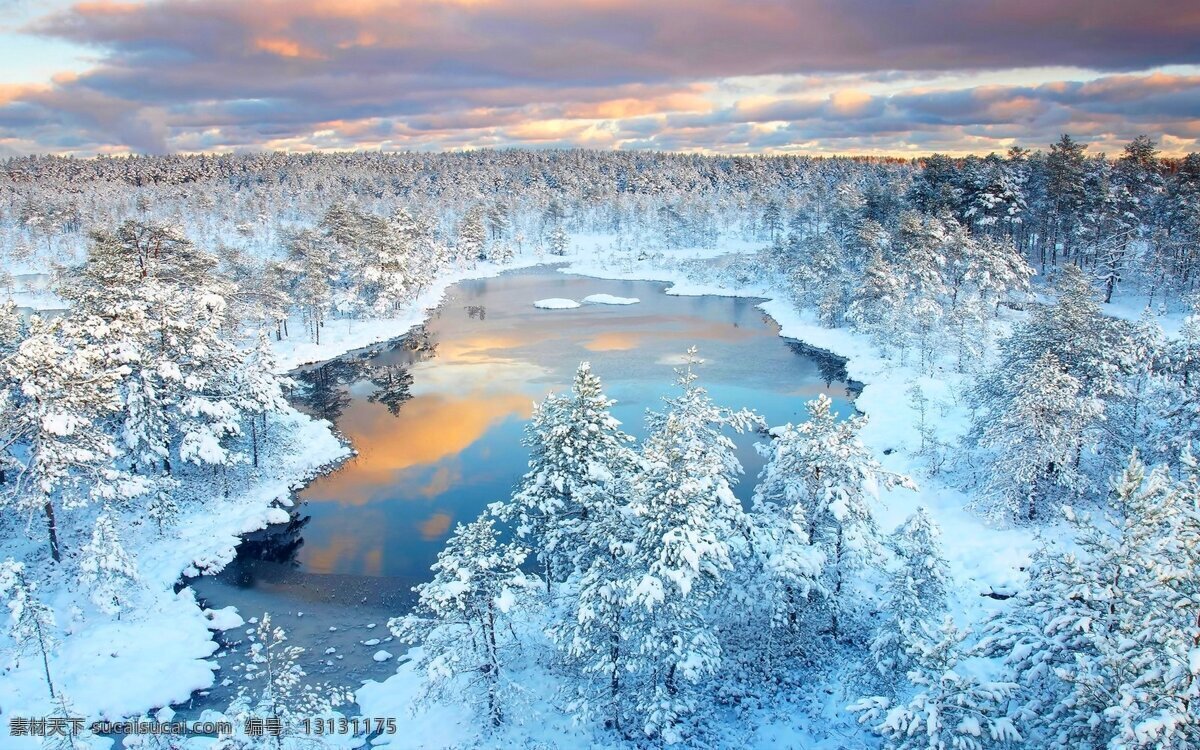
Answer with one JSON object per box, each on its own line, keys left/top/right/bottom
{"left": 0, "top": 0, "right": 1198, "bottom": 157}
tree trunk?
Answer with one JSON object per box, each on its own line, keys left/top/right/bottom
{"left": 36, "top": 621, "right": 55, "bottom": 698}
{"left": 44, "top": 501, "right": 61, "bottom": 563}
{"left": 485, "top": 604, "right": 502, "bottom": 727}
{"left": 610, "top": 609, "right": 622, "bottom": 730}
{"left": 251, "top": 418, "right": 259, "bottom": 468}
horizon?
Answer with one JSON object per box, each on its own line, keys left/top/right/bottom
{"left": 0, "top": 137, "right": 1188, "bottom": 163}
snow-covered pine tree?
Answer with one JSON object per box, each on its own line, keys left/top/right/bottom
{"left": 1112, "top": 449, "right": 1200, "bottom": 747}
{"left": 362, "top": 210, "right": 414, "bottom": 315}
{"left": 0, "top": 315, "right": 143, "bottom": 561}
{"left": 976, "top": 351, "right": 1102, "bottom": 523}
{"left": 981, "top": 451, "right": 1187, "bottom": 748}
{"left": 851, "top": 617, "right": 1022, "bottom": 750}
{"left": 846, "top": 248, "right": 907, "bottom": 355}
{"left": 747, "top": 421, "right": 827, "bottom": 634}
{"left": 867, "top": 507, "right": 950, "bottom": 694}
{"left": 39, "top": 692, "right": 97, "bottom": 750}
{"left": 457, "top": 207, "right": 488, "bottom": 263}
{"left": 78, "top": 507, "right": 139, "bottom": 617}
{"left": 495, "top": 361, "right": 637, "bottom": 590}
{"left": 973, "top": 265, "right": 1135, "bottom": 413}
{"left": 621, "top": 348, "right": 762, "bottom": 742}
{"left": 552, "top": 494, "right": 640, "bottom": 735}
{"left": 61, "top": 221, "right": 266, "bottom": 481}
{"left": 768, "top": 394, "right": 913, "bottom": 641}
{"left": 233, "top": 333, "right": 292, "bottom": 472}
{"left": 283, "top": 228, "right": 335, "bottom": 344}
{"left": 0, "top": 559, "right": 58, "bottom": 698}
{"left": 0, "top": 299, "right": 24, "bottom": 357}
{"left": 390, "top": 515, "right": 537, "bottom": 727}
{"left": 549, "top": 223, "right": 568, "bottom": 256}
{"left": 1157, "top": 299, "right": 1200, "bottom": 463}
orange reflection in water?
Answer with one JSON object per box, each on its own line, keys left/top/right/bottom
{"left": 302, "top": 390, "right": 534, "bottom": 506}
{"left": 418, "top": 512, "right": 453, "bottom": 540}
{"left": 435, "top": 333, "right": 532, "bottom": 363}
{"left": 584, "top": 331, "right": 641, "bottom": 351}
{"left": 582, "top": 315, "right": 764, "bottom": 353}
{"left": 305, "top": 532, "right": 355, "bottom": 574}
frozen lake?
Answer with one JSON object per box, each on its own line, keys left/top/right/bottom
{"left": 186, "top": 266, "right": 858, "bottom": 710}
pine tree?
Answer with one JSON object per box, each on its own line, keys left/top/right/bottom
{"left": 847, "top": 248, "right": 907, "bottom": 354}
{"left": 981, "top": 451, "right": 1197, "bottom": 748}
{"left": 78, "top": 508, "right": 140, "bottom": 616}
{"left": 390, "top": 515, "right": 536, "bottom": 727}
{"left": 496, "top": 362, "right": 637, "bottom": 589}
{"left": 0, "top": 300, "right": 25, "bottom": 357}
{"left": 0, "top": 315, "right": 144, "bottom": 562}
{"left": 283, "top": 228, "right": 334, "bottom": 344}
{"left": 226, "top": 613, "right": 351, "bottom": 744}
{"left": 851, "top": 618, "right": 1022, "bottom": 750}
{"left": 868, "top": 507, "right": 950, "bottom": 694}
{"left": 976, "top": 351, "right": 1102, "bottom": 523}
{"left": 0, "top": 559, "right": 58, "bottom": 698}
{"left": 548, "top": 224, "right": 568, "bottom": 256}
{"left": 748, "top": 421, "right": 827, "bottom": 634}
{"left": 618, "top": 349, "right": 762, "bottom": 741}
{"left": 457, "top": 207, "right": 488, "bottom": 263}
{"left": 552, "top": 499, "right": 640, "bottom": 734}
{"left": 768, "top": 394, "right": 914, "bottom": 640}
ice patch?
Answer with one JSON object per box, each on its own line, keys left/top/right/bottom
{"left": 582, "top": 293, "right": 639, "bottom": 305}
{"left": 533, "top": 298, "right": 581, "bottom": 309}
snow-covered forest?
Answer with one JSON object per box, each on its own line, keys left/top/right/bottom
{"left": 3, "top": 137, "right": 1200, "bottom": 748}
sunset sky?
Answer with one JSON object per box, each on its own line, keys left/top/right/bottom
{"left": 1, "top": 0, "right": 1198, "bottom": 156}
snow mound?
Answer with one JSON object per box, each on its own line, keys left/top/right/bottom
{"left": 373, "top": 650, "right": 393, "bottom": 662}
{"left": 202, "top": 606, "right": 244, "bottom": 631}
{"left": 533, "top": 298, "right": 581, "bottom": 309}
{"left": 582, "top": 293, "right": 640, "bottom": 305}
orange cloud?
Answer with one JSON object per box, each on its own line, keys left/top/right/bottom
{"left": 255, "top": 37, "right": 324, "bottom": 59}
{"left": 564, "top": 91, "right": 711, "bottom": 119}
{"left": 829, "top": 89, "right": 873, "bottom": 116}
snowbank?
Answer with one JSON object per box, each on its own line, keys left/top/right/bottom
{"left": 533, "top": 298, "right": 582, "bottom": 309}
{"left": 582, "top": 293, "right": 640, "bottom": 305}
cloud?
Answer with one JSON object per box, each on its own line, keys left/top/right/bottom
{"left": 1, "top": 0, "right": 1199, "bottom": 153}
